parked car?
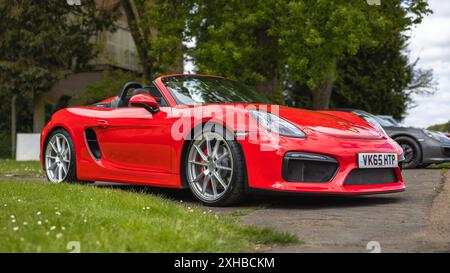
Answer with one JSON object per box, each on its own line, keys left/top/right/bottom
{"left": 40, "top": 74, "right": 405, "bottom": 206}
{"left": 376, "top": 115, "right": 401, "bottom": 127}
{"left": 337, "top": 109, "right": 450, "bottom": 169}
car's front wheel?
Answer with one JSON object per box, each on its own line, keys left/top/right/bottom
{"left": 184, "top": 127, "right": 246, "bottom": 206}
{"left": 395, "top": 136, "right": 421, "bottom": 169}
{"left": 44, "top": 129, "right": 77, "bottom": 183}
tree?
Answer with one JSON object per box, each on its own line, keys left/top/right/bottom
{"left": 330, "top": 44, "right": 436, "bottom": 119}
{"left": 0, "top": 91, "right": 33, "bottom": 158}
{"left": 406, "top": 59, "right": 437, "bottom": 98}
{"left": 187, "top": 0, "right": 431, "bottom": 110}
{"left": 144, "top": 0, "right": 189, "bottom": 75}
{"left": 81, "top": 69, "right": 141, "bottom": 105}
{"left": 280, "top": 0, "right": 431, "bottom": 110}
{"left": 428, "top": 121, "right": 450, "bottom": 133}
{"left": 280, "top": 0, "right": 379, "bottom": 109}
{"left": 120, "top": 0, "right": 187, "bottom": 83}
{"left": 121, "top": 0, "right": 154, "bottom": 82}
{"left": 306, "top": 0, "right": 434, "bottom": 119}
{"left": 188, "top": 0, "right": 378, "bottom": 105}
{"left": 187, "top": 0, "right": 285, "bottom": 102}
{"left": 331, "top": 42, "right": 412, "bottom": 119}
{"left": 0, "top": 0, "right": 117, "bottom": 156}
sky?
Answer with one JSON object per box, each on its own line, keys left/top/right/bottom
{"left": 404, "top": 0, "right": 450, "bottom": 128}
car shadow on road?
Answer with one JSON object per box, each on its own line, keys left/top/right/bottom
{"left": 92, "top": 182, "right": 404, "bottom": 210}
{"left": 250, "top": 194, "right": 404, "bottom": 210}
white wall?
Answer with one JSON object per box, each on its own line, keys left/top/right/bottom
{"left": 16, "top": 133, "right": 40, "bottom": 161}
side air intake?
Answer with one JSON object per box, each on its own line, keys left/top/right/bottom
{"left": 85, "top": 128, "right": 101, "bottom": 160}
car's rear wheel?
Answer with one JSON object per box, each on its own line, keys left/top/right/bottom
{"left": 184, "top": 127, "right": 246, "bottom": 206}
{"left": 395, "top": 136, "right": 421, "bottom": 169}
{"left": 44, "top": 129, "right": 77, "bottom": 183}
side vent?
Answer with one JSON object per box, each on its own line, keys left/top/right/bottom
{"left": 85, "top": 128, "right": 101, "bottom": 160}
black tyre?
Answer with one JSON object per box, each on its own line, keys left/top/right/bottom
{"left": 183, "top": 125, "right": 246, "bottom": 206}
{"left": 44, "top": 128, "right": 78, "bottom": 183}
{"left": 395, "top": 136, "right": 422, "bottom": 169}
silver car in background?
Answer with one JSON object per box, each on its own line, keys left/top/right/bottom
{"left": 376, "top": 115, "right": 401, "bottom": 127}
{"left": 339, "top": 110, "right": 450, "bottom": 169}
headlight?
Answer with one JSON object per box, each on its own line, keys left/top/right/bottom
{"left": 249, "top": 110, "right": 306, "bottom": 138}
{"left": 423, "top": 130, "right": 447, "bottom": 142}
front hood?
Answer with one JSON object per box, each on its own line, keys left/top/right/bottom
{"left": 277, "top": 106, "right": 384, "bottom": 139}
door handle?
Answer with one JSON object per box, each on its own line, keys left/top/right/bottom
{"left": 97, "top": 120, "right": 109, "bottom": 128}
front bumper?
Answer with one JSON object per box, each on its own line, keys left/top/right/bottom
{"left": 237, "top": 132, "right": 405, "bottom": 195}
{"left": 420, "top": 137, "right": 450, "bottom": 164}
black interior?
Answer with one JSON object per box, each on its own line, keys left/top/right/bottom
{"left": 94, "top": 82, "right": 168, "bottom": 108}
{"left": 118, "top": 82, "right": 142, "bottom": 107}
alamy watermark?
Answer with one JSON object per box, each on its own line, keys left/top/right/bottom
{"left": 366, "top": 0, "right": 381, "bottom": 5}
{"left": 366, "top": 241, "right": 381, "bottom": 253}
{"left": 66, "top": 0, "right": 82, "bottom": 6}
{"left": 169, "top": 104, "right": 283, "bottom": 152}
{"left": 67, "top": 241, "right": 81, "bottom": 253}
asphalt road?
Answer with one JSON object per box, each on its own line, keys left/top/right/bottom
{"left": 212, "top": 169, "right": 450, "bottom": 253}
{"left": 4, "top": 169, "right": 449, "bottom": 252}
{"left": 138, "top": 169, "right": 449, "bottom": 253}
{"left": 96, "top": 169, "right": 449, "bottom": 252}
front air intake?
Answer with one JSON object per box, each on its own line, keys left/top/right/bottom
{"left": 282, "top": 152, "right": 339, "bottom": 183}
{"left": 443, "top": 147, "right": 450, "bottom": 157}
{"left": 344, "top": 168, "right": 397, "bottom": 185}
{"left": 85, "top": 128, "right": 101, "bottom": 160}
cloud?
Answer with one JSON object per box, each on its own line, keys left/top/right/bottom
{"left": 404, "top": 0, "right": 450, "bottom": 128}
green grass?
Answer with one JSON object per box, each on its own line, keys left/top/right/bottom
{"left": 436, "top": 162, "right": 450, "bottom": 169}
{"left": 430, "top": 162, "right": 450, "bottom": 169}
{"left": 0, "top": 181, "right": 298, "bottom": 252}
{"left": 0, "top": 160, "right": 43, "bottom": 177}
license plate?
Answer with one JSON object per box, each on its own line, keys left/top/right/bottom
{"left": 357, "top": 153, "right": 398, "bottom": 168}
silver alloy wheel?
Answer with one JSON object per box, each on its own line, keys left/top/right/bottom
{"left": 187, "top": 132, "right": 234, "bottom": 201}
{"left": 45, "top": 133, "right": 71, "bottom": 183}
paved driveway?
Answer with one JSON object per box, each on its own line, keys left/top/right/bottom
{"left": 220, "top": 169, "right": 449, "bottom": 252}
{"left": 102, "top": 169, "right": 448, "bottom": 252}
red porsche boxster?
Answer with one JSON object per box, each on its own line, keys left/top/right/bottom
{"left": 41, "top": 74, "right": 405, "bottom": 206}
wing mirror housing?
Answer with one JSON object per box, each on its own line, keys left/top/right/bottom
{"left": 129, "top": 94, "right": 160, "bottom": 113}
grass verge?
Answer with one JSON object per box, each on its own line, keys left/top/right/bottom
{"left": 435, "top": 162, "right": 450, "bottom": 169}
{"left": 0, "top": 160, "right": 43, "bottom": 177}
{"left": 0, "top": 180, "right": 298, "bottom": 252}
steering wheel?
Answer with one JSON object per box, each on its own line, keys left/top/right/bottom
{"left": 118, "top": 82, "right": 143, "bottom": 107}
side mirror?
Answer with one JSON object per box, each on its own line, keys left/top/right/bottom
{"left": 129, "top": 94, "right": 160, "bottom": 113}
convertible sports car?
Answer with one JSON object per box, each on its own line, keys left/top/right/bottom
{"left": 41, "top": 74, "right": 405, "bottom": 206}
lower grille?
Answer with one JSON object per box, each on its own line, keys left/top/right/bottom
{"left": 344, "top": 168, "right": 397, "bottom": 185}
{"left": 282, "top": 152, "right": 338, "bottom": 183}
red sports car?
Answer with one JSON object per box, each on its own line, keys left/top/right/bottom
{"left": 41, "top": 74, "right": 405, "bottom": 206}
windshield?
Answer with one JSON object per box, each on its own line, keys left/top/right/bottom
{"left": 349, "top": 110, "right": 384, "bottom": 132}
{"left": 162, "top": 75, "right": 269, "bottom": 105}
{"left": 374, "top": 116, "right": 397, "bottom": 127}
{"left": 379, "top": 116, "right": 400, "bottom": 127}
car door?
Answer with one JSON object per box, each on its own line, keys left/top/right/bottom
{"left": 94, "top": 106, "right": 173, "bottom": 173}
